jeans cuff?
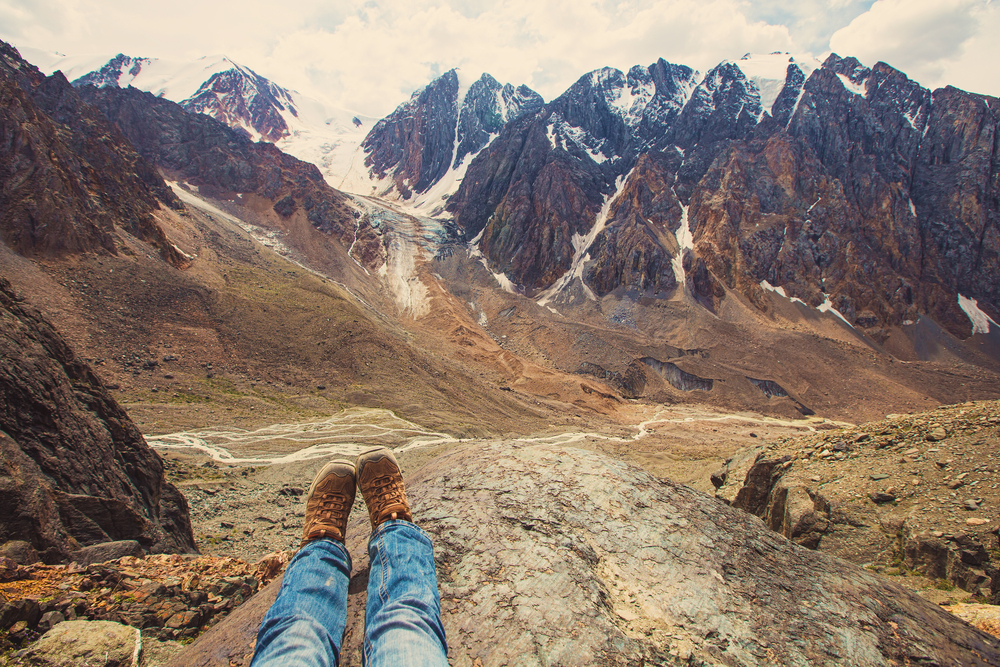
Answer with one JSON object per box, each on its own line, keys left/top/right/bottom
{"left": 297, "top": 536, "right": 352, "bottom": 567}
{"left": 369, "top": 519, "right": 432, "bottom": 545}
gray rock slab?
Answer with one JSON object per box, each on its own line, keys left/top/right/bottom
{"left": 18, "top": 620, "right": 139, "bottom": 667}
{"left": 170, "top": 442, "right": 1000, "bottom": 666}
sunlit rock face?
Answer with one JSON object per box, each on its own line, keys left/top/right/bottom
{"left": 0, "top": 42, "right": 184, "bottom": 265}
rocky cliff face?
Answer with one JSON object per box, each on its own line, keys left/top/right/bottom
{"left": 448, "top": 53, "right": 1000, "bottom": 340}
{"left": 76, "top": 85, "right": 374, "bottom": 260}
{"left": 0, "top": 42, "right": 184, "bottom": 265}
{"left": 343, "top": 69, "right": 542, "bottom": 206}
{"left": 447, "top": 59, "right": 706, "bottom": 293}
{"left": 716, "top": 401, "right": 1000, "bottom": 604}
{"left": 0, "top": 278, "right": 195, "bottom": 563}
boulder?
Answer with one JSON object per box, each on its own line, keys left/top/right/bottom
{"left": 0, "top": 540, "right": 40, "bottom": 565}
{"left": 171, "top": 443, "right": 1000, "bottom": 666}
{"left": 70, "top": 540, "right": 144, "bottom": 567}
{"left": 16, "top": 620, "right": 140, "bottom": 667}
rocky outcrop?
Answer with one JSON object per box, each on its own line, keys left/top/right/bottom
{"left": 0, "top": 278, "right": 195, "bottom": 562}
{"left": 75, "top": 84, "right": 370, "bottom": 259}
{"left": 717, "top": 400, "right": 1000, "bottom": 598}
{"left": 0, "top": 42, "right": 185, "bottom": 266}
{"left": 173, "top": 442, "right": 999, "bottom": 666}
{"left": 17, "top": 620, "right": 142, "bottom": 667}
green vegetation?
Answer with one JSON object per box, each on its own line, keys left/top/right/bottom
{"left": 206, "top": 377, "right": 243, "bottom": 396}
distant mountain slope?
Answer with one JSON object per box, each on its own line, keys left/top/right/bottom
{"left": 75, "top": 84, "right": 379, "bottom": 266}
{"left": 0, "top": 42, "right": 186, "bottom": 265}
{"left": 25, "top": 49, "right": 374, "bottom": 186}
{"left": 340, "top": 69, "right": 543, "bottom": 215}
{"left": 448, "top": 52, "right": 1000, "bottom": 343}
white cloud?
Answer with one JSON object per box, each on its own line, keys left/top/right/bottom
{"left": 2, "top": 0, "right": 995, "bottom": 118}
{"left": 829, "top": 0, "right": 1000, "bottom": 95}
{"left": 0, "top": 0, "right": 796, "bottom": 116}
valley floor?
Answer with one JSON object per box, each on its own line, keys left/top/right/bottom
{"left": 154, "top": 403, "right": 834, "bottom": 561}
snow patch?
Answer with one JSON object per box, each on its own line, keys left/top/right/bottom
{"left": 735, "top": 53, "right": 820, "bottom": 115}
{"left": 908, "top": 199, "right": 917, "bottom": 218}
{"left": 958, "top": 294, "right": 997, "bottom": 335}
{"left": 171, "top": 244, "right": 195, "bottom": 261}
{"left": 536, "top": 170, "right": 632, "bottom": 306}
{"left": 606, "top": 77, "right": 654, "bottom": 128}
{"left": 762, "top": 280, "right": 855, "bottom": 327}
{"left": 547, "top": 114, "right": 608, "bottom": 163}
{"left": 671, "top": 201, "right": 693, "bottom": 285}
{"left": 760, "top": 280, "right": 787, "bottom": 298}
{"left": 836, "top": 73, "right": 868, "bottom": 97}
{"left": 817, "top": 294, "right": 854, "bottom": 327}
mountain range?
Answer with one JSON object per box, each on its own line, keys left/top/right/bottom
{"left": 4, "top": 40, "right": 1000, "bottom": 429}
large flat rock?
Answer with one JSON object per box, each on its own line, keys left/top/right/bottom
{"left": 176, "top": 442, "right": 1000, "bottom": 666}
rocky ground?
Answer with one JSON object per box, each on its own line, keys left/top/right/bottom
{"left": 715, "top": 399, "right": 1000, "bottom": 605}
{"left": 6, "top": 402, "right": 1000, "bottom": 664}
{"left": 0, "top": 550, "right": 290, "bottom": 665}
{"left": 175, "top": 441, "right": 1000, "bottom": 666}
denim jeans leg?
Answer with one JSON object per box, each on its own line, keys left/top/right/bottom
{"left": 364, "top": 520, "right": 448, "bottom": 667}
{"left": 251, "top": 539, "right": 352, "bottom": 667}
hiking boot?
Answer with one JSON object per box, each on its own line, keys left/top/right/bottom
{"left": 301, "top": 460, "right": 356, "bottom": 545}
{"left": 356, "top": 447, "right": 412, "bottom": 530}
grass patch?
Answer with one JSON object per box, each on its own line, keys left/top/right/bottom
{"left": 206, "top": 377, "right": 243, "bottom": 396}
{"left": 165, "top": 391, "right": 212, "bottom": 404}
{"left": 935, "top": 579, "right": 956, "bottom": 591}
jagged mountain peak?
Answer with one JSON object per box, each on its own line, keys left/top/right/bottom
{"left": 65, "top": 52, "right": 298, "bottom": 142}
{"left": 180, "top": 60, "right": 298, "bottom": 142}
{"left": 339, "top": 68, "right": 542, "bottom": 211}
{"left": 70, "top": 52, "right": 153, "bottom": 89}
{"left": 27, "top": 49, "right": 374, "bottom": 185}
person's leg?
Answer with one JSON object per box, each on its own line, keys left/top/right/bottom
{"left": 364, "top": 520, "right": 448, "bottom": 666}
{"left": 251, "top": 459, "right": 358, "bottom": 667}
{"left": 251, "top": 539, "right": 351, "bottom": 667}
{"left": 356, "top": 448, "right": 448, "bottom": 667}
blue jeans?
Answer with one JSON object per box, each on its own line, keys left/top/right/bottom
{"left": 251, "top": 521, "right": 448, "bottom": 667}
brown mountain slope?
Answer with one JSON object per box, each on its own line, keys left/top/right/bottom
{"left": 0, "top": 42, "right": 184, "bottom": 266}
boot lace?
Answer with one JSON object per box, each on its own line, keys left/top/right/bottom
{"left": 369, "top": 475, "right": 406, "bottom": 516}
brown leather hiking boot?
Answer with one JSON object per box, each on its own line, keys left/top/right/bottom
{"left": 301, "top": 460, "right": 356, "bottom": 545}
{"left": 356, "top": 447, "right": 412, "bottom": 530}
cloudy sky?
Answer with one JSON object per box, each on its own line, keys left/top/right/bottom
{"left": 1, "top": 0, "right": 997, "bottom": 117}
